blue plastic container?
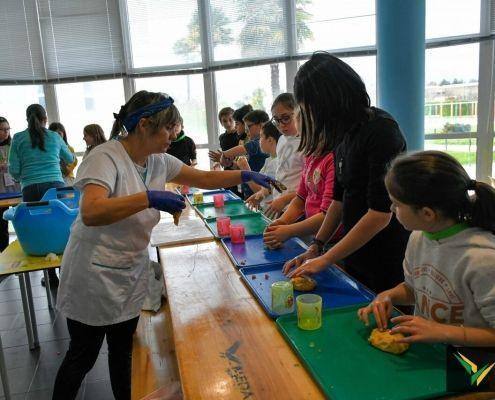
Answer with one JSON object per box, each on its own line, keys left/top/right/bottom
{"left": 41, "top": 186, "right": 80, "bottom": 209}
{"left": 3, "top": 198, "right": 79, "bottom": 256}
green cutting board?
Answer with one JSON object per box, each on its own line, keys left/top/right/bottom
{"left": 194, "top": 200, "right": 256, "bottom": 220}
{"left": 276, "top": 304, "right": 451, "bottom": 400}
{"left": 205, "top": 213, "right": 269, "bottom": 238}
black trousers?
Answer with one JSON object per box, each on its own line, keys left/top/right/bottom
{"left": 52, "top": 316, "right": 140, "bottom": 400}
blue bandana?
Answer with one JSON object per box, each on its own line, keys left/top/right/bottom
{"left": 119, "top": 97, "right": 174, "bottom": 132}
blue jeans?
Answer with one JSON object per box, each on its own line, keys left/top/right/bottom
{"left": 22, "top": 181, "right": 65, "bottom": 202}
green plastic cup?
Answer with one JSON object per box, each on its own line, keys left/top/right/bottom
{"left": 271, "top": 281, "right": 294, "bottom": 315}
{"left": 296, "top": 294, "right": 322, "bottom": 330}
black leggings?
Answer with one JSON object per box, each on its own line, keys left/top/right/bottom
{"left": 52, "top": 316, "right": 140, "bottom": 400}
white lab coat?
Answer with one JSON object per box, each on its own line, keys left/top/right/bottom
{"left": 56, "top": 140, "right": 183, "bottom": 326}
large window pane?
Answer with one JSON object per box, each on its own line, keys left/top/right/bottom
{"left": 209, "top": 0, "right": 287, "bottom": 62}
{"left": 216, "top": 64, "right": 287, "bottom": 112}
{"left": 425, "top": 44, "right": 479, "bottom": 135}
{"left": 425, "top": 138, "right": 476, "bottom": 178}
{"left": 341, "top": 56, "right": 376, "bottom": 106}
{"left": 0, "top": 85, "right": 45, "bottom": 133}
{"left": 426, "top": 0, "right": 481, "bottom": 39}
{"left": 135, "top": 74, "right": 207, "bottom": 145}
{"left": 56, "top": 79, "right": 125, "bottom": 152}
{"left": 127, "top": 0, "right": 201, "bottom": 69}
{"left": 297, "top": 1, "right": 375, "bottom": 54}
{"left": 196, "top": 148, "right": 210, "bottom": 170}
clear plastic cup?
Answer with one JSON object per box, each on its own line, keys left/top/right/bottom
{"left": 271, "top": 281, "right": 294, "bottom": 315}
{"left": 193, "top": 192, "right": 203, "bottom": 204}
{"left": 216, "top": 217, "right": 231, "bottom": 236}
{"left": 296, "top": 294, "right": 322, "bottom": 330}
{"left": 213, "top": 194, "right": 225, "bottom": 208}
{"left": 230, "top": 224, "right": 245, "bottom": 244}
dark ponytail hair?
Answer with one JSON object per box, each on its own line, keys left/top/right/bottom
{"left": 111, "top": 90, "right": 180, "bottom": 139}
{"left": 294, "top": 51, "right": 371, "bottom": 156}
{"left": 26, "top": 104, "right": 47, "bottom": 151}
{"left": 48, "top": 122, "right": 68, "bottom": 144}
{"left": 385, "top": 150, "right": 495, "bottom": 233}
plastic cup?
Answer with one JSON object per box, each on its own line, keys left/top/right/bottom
{"left": 193, "top": 192, "right": 203, "bottom": 204}
{"left": 271, "top": 281, "right": 294, "bottom": 315}
{"left": 230, "top": 224, "right": 245, "bottom": 244}
{"left": 296, "top": 294, "right": 322, "bottom": 330}
{"left": 180, "top": 185, "right": 190, "bottom": 194}
{"left": 216, "top": 217, "right": 231, "bottom": 236}
{"left": 213, "top": 194, "right": 225, "bottom": 208}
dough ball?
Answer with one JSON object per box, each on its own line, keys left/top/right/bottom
{"left": 291, "top": 276, "right": 317, "bottom": 291}
{"left": 368, "top": 328, "right": 409, "bottom": 354}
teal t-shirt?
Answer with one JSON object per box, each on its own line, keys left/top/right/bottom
{"left": 8, "top": 129, "right": 75, "bottom": 189}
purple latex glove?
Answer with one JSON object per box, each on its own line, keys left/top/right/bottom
{"left": 146, "top": 190, "right": 186, "bottom": 214}
{"left": 241, "top": 171, "right": 274, "bottom": 190}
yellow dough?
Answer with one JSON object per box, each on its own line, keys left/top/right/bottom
{"left": 368, "top": 328, "right": 409, "bottom": 354}
{"left": 291, "top": 276, "right": 317, "bottom": 292}
{"left": 173, "top": 211, "right": 182, "bottom": 226}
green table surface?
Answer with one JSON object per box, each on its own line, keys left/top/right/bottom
{"left": 205, "top": 213, "right": 269, "bottom": 238}
{"left": 194, "top": 200, "right": 256, "bottom": 220}
{"left": 276, "top": 304, "right": 451, "bottom": 400}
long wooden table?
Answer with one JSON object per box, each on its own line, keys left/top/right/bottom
{"left": 158, "top": 198, "right": 325, "bottom": 399}
{"left": 158, "top": 199, "right": 495, "bottom": 400}
{"left": 160, "top": 240, "right": 324, "bottom": 399}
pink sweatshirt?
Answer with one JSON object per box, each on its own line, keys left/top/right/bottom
{"left": 296, "top": 153, "right": 335, "bottom": 218}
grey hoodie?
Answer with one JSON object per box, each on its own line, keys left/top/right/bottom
{"left": 404, "top": 227, "right": 495, "bottom": 328}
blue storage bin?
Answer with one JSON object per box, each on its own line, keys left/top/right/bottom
{"left": 3, "top": 199, "right": 79, "bottom": 256}
{"left": 41, "top": 186, "right": 80, "bottom": 209}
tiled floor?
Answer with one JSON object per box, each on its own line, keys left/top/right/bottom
{"left": 0, "top": 270, "right": 113, "bottom": 399}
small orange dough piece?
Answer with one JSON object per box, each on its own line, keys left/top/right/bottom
{"left": 368, "top": 328, "right": 409, "bottom": 354}
{"left": 291, "top": 276, "right": 317, "bottom": 291}
{"left": 173, "top": 211, "right": 182, "bottom": 226}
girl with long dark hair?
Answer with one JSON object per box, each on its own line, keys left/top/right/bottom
{"left": 8, "top": 105, "right": 75, "bottom": 287}
{"left": 358, "top": 151, "right": 495, "bottom": 347}
{"left": 284, "top": 52, "right": 410, "bottom": 294}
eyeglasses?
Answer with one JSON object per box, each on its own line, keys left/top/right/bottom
{"left": 0, "top": 128, "right": 10, "bottom": 133}
{"left": 246, "top": 123, "right": 257, "bottom": 130}
{"left": 271, "top": 113, "right": 294, "bottom": 126}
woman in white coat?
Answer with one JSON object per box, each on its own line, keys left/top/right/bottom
{"left": 52, "top": 90, "right": 274, "bottom": 400}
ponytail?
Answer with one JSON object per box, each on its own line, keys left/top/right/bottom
{"left": 386, "top": 150, "right": 495, "bottom": 233}
{"left": 26, "top": 104, "right": 47, "bottom": 151}
{"left": 470, "top": 181, "right": 495, "bottom": 232}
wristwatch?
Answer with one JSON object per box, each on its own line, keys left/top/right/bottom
{"left": 310, "top": 237, "right": 325, "bottom": 254}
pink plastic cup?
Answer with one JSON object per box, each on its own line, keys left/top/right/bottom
{"left": 216, "top": 217, "right": 231, "bottom": 237}
{"left": 180, "top": 185, "right": 190, "bottom": 194}
{"left": 230, "top": 224, "right": 245, "bottom": 244}
{"left": 213, "top": 194, "right": 225, "bottom": 208}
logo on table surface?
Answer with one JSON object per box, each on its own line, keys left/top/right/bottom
{"left": 454, "top": 352, "right": 495, "bottom": 386}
